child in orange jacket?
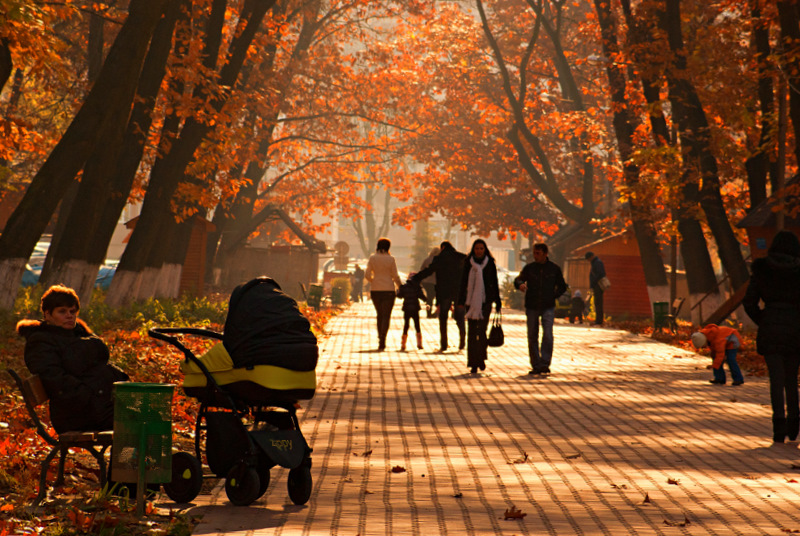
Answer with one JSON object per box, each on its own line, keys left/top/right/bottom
{"left": 691, "top": 324, "right": 745, "bottom": 386}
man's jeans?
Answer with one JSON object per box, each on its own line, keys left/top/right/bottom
{"left": 437, "top": 297, "right": 465, "bottom": 349}
{"left": 526, "top": 307, "right": 555, "bottom": 371}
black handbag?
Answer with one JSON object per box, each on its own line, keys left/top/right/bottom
{"left": 487, "top": 312, "right": 504, "bottom": 347}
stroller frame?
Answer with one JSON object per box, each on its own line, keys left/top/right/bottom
{"left": 149, "top": 327, "right": 313, "bottom": 507}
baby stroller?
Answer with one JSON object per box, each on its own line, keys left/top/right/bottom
{"left": 148, "top": 277, "right": 317, "bottom": 506}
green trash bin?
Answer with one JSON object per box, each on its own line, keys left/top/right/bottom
{"left": 112, "top": 383, "right": 174, "bottom": 511}
{"left": 653, "top": 301, "right": 668, "bottom": 331}
{"left": 308, "top": 284, "right": 323, "bottom": 309}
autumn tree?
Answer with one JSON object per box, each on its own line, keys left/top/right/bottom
{"left": 0, "top": 0, "right": 168, "bottom": 310}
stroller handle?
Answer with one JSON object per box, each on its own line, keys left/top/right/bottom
{"left": 148, "top": 327, "right": 223, "bottom": 342}
{"left": 148, "top": 327, "right": 224, "bottom": 365}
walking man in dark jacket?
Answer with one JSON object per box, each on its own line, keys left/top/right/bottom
{"left": 514, "top": 243, "right": 567, "bottom": 375}
{"left": 413, "top": 241, "right": 466, "bottom": 352}
{"left": 585, "top": 251, "right": 606, "bottom": 325}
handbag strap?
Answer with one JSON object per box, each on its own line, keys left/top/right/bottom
{"left": 493, "top": 311, "right": 502, "bottom": 326}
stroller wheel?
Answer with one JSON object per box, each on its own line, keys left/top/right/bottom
{"left": 287, "top": 465, "right": 312, "bottom": 505}
{"left": 225, "top": 461, "right": 260, "bottom": 506}
{"left": 164, "top": 452, "right": 203, "bottom": 503}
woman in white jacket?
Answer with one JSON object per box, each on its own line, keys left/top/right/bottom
{"left": 365, "top": 237, "right": 402, "bottom": 351}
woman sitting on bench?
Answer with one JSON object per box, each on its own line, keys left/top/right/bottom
{"left": 16, "top": 285, "right": 129, "bottom": 433}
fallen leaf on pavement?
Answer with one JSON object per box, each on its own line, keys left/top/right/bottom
{"left": 565, "top": 453, "right": 581, "bottom": 459}
{"left": 391, "top": 465, "right": 406, "bottom": 473}
{"left": 667, "top": 478, "right": 680, "bottom": 485}
{"left": 663, "top": 515, "right": 691, "bottom": 527}
{"left": 787, "top": 479, "right": 798, "bottom": 483}
{"left": 504, "top": 505, "right": 527, "bottom": 519}
{"left": 642, "top": 493, "right": 651, "bottom": 504}
{"left": 791, "top": 464, "right": 800, "bottom": 470}
{"left": 453, "top": 492, "right": 463, "bottom": 498}
{"left": 611, "top": 484, "right": 628, "bottom": 489}
{"left": 509, "top": 452, "right": 528, "bottom": 464}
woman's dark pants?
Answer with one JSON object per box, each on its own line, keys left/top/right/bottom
{"left": 466, "top": 302, "right": 492, "bottom": 370}
{"left": 370, "top": 291, "right": 396, "bottom": 349}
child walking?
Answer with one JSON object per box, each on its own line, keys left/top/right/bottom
{"left": 568, "top": 289, "right": 585, "bottom": 324}
{"left": 397, "top": 273, "right": 427, "bottom": 351}
{"left": 691, "top": 324, "right": 745, "bottom": 386}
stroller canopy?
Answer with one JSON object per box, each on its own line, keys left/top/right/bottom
{"left": 223, "top": 277, "right": 318, "bottom": 372}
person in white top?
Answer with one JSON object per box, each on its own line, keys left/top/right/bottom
{"left": 365, "top": 237, "right": 402, "bottom": 351}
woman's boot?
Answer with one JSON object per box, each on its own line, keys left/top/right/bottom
{"left": 788, "top": 418, "right": 799, "bottom": 441}
{"left": 773, "top": 417, "right": 787, "bottom": 443}
{"left": 416, "top": 332, "right": 423, "bottom": 349}
{"left": 400, "top": 333, "right": 407, "bottom": 352}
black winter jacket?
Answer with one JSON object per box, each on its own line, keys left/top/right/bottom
{"left": 457, "top": 256, "right": 502, "bottom": 311}
{"left": 17, "top": 318, "right": 129, "bottom": 433}
{"left": 414, "top": 247, "right": 467, "bottom": 302}
{"left": 743, "top": 253, "right": 800, "bottom": 356}
{"left": 514, "top": 260, "right": 568, "bottom": 310}
{"left": 397, "top": 280, "right": 427, "bottom": 312}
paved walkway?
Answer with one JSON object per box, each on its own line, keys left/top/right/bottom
{"left": 181, "top": 302, "right": 800, "bottom": 535}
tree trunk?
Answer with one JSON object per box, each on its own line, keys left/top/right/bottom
{"left": 41, "top": 2, "right": 180, "bottom": 304}
{"left": 661, "top": 0, "right": 750, "bottom": 291}
{"left": 0, "top": 38, "right": 11, "bottom": 94}
{"left": 107, "top": 0, "right": 277, "bottom": 306}
{"left": 777, "top": 1, "right": 800, "bottom": 168}
{"left": 621, "top": 0, "right": 721, "bottom": 317}
{"left": 593, "top": 0, "right": 668, "bottom": 300}
{"left": 476, "top": 0, "right": 592, "bottom": 225}
{"left": 0, "top": 0, "right": 168, "bottom": 310}
{"left": 745, "top": 0, "right": 774, "bottom": 208}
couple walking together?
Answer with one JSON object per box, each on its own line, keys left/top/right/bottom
{"left": 367, "top": 238, "right": 501, "bottom": 374}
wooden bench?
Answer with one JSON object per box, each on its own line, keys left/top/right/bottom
{"left": 8, "top": 369, "right": 113, "bottom": 505}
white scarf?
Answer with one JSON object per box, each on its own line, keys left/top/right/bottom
{"left": 465, "top": 256, "right": 488, "bottom": 320}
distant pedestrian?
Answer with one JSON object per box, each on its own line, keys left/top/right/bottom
{"left": 397, "top": 273, "right": 427, "bottom": 351}
{"left": 514, "top": 243, "right": 567, "bottom": 375}
{"left": 365, "top": 238, "right": 402, "bottom": 351}
{"left": 691, "top": 325, "right": 745, "bottom": 386}
{"left": 585, "top": 251, "right": 606, "bottom": 325}
{"left": 457, "top": 239, "right": 502, "bottom": 374}
{"left": 351, "top": 264, "right": 365, "bottom": 302}
{"left": 568, "top": 289, "right": 585, "bottom": 324}
{"left": 419, "top": 247, "right": 439, "bottom": 318}
{"left": 743, "top": 230, "right": 800, "bottom": 443}
{"left": 413, "top": 241, "right": 467, "bottom": 352}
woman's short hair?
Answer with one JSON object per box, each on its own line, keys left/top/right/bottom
{"left": 376, "top": 237, "right": 391, "bottom": 252}
{"left": 41, "top": 285, "right": 80, "bottom": 314}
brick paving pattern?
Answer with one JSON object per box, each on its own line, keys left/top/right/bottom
{"left": 185, "top": 302, "right": 800, "bottom": 535}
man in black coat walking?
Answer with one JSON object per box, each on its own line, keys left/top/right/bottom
{"left": 413, "top": 241, "right": 466, "bottom": 352}
{"left": 514, "top": 243, "right": 567, "bottom": 375}
{"left": 585, "top": 251, "right": 606, "bottom": 325}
